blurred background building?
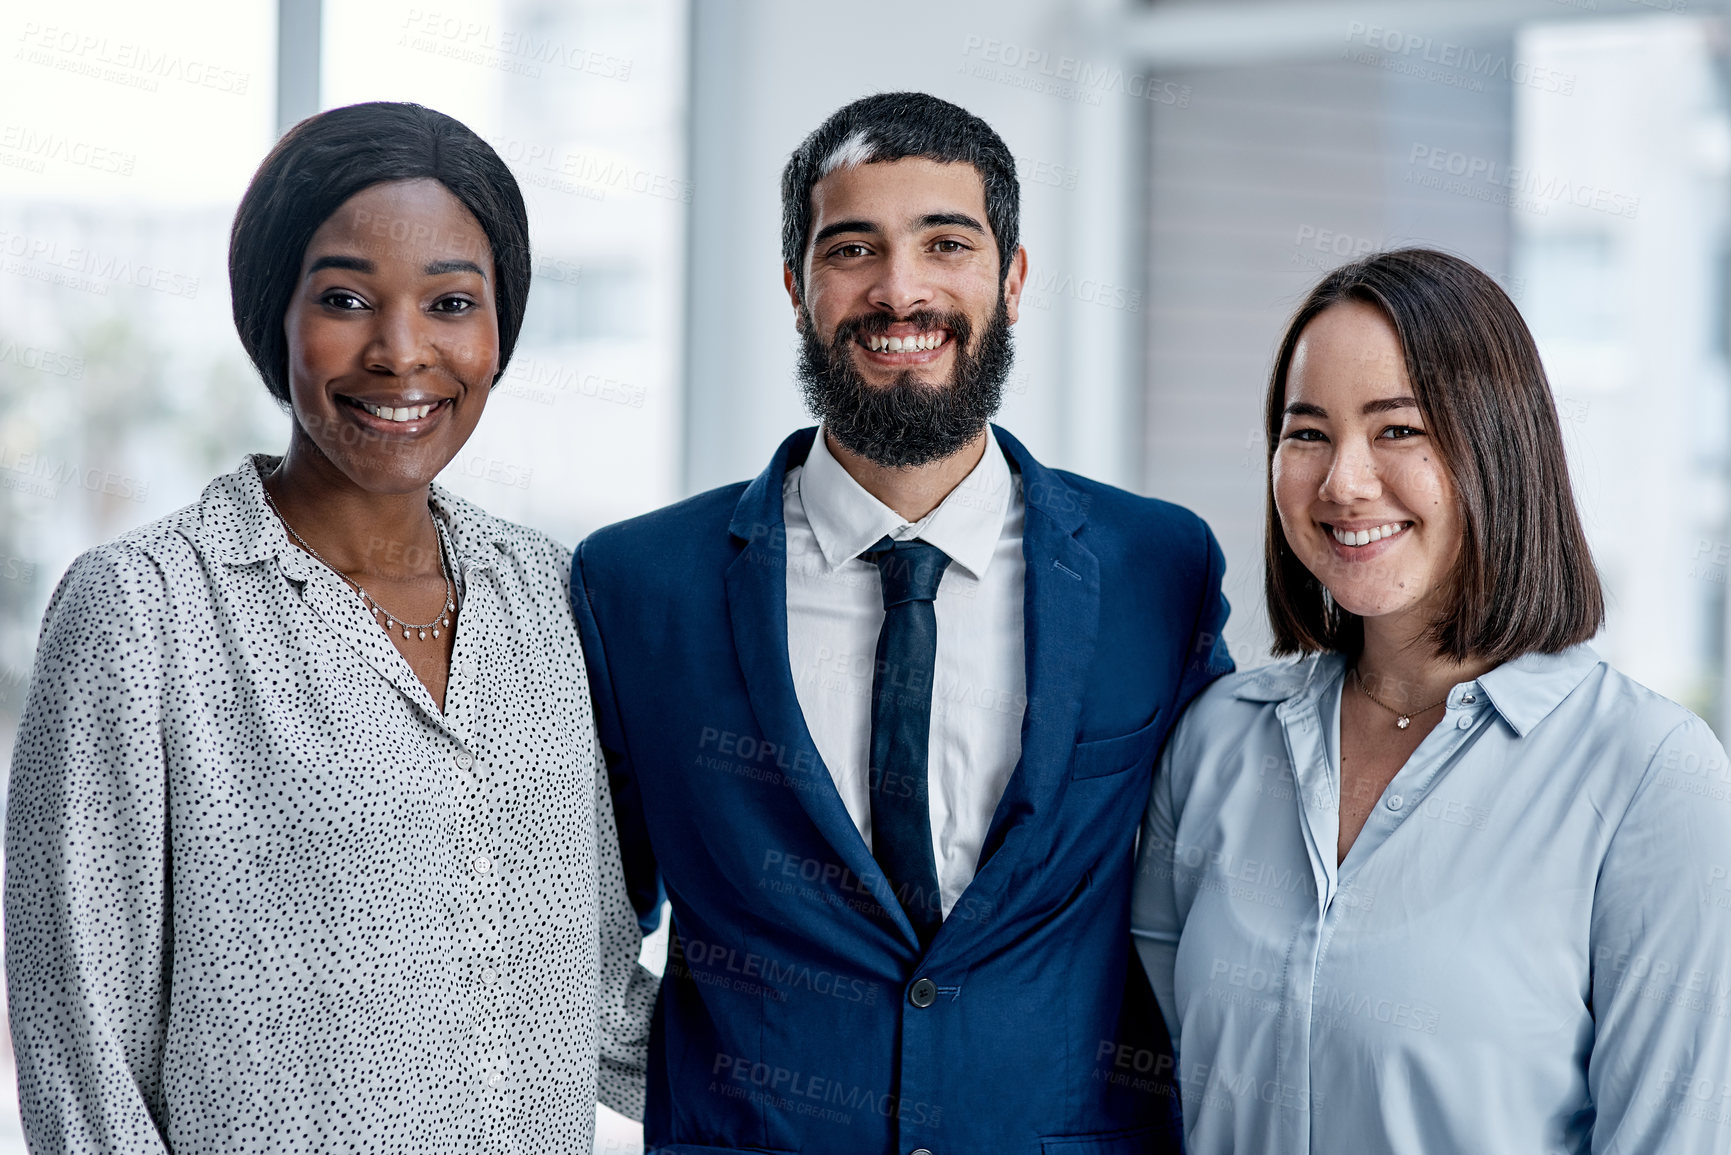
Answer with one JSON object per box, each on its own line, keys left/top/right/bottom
{"left": 1, "top": 0, "right": 1727, "bottom": 1149}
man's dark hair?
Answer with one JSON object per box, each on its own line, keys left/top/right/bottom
{"left": 1265, "top": 247, "right": 1604, "bottom": 663}
{"left": 229, "top": 101, "right": 531, "bottom": 405}
{"left": 781, "top": 92, "right": 1020, "bottom": 297}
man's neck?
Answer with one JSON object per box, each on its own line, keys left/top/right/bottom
{"left": 823, "top": 426, "right": 990, "bottom": 523}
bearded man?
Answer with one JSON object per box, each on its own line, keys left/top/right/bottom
{"left": 571, "top": 92, "right": 1232, "bottom": 1154}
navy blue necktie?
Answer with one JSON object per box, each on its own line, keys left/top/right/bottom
{"left": 865, "top": 536, "right": 951, "bottom": 945}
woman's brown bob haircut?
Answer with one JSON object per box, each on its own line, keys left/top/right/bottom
{"left": 1264, "top": 247, "right": 1604, "bottom": 662}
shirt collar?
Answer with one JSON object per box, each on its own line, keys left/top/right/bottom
{"left": 797, "top": 425, "right": 1015, "bottom": 580}
{"left": 197, "top": 455, "right": 515, "bottom": 576}
{"left": 1233, "top": 644, "right": 1603, "bottom": 738}
{"left": 1232, "top": 652, "right": 1343, "bottom": 703}
{"left": 1472, "top": 644, "right": 1603, "bottom": 736}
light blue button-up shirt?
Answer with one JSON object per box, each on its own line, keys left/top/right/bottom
{"left": 1132, "top": 645, "right": 1731, "bottom": 1154}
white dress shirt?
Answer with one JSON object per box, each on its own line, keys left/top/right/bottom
{"left": 5, "top": 457, "right": 655, "bottom": 1154}
{"left": 783, "top": 426, "right": 1026, "bottom": 918}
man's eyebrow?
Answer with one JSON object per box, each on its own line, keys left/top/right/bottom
{"left": 425, "top": 258, "right": 487, "bottom": 279}
{"left": 306, "top": 255, "right": 373, "bottom": 277}
{"left": 917, "top": 212, "right": 985, "bottom": 233}
{"left": 812, "top": 219, "right": 880, "bottom": 247}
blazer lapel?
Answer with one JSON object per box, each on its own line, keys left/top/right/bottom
{"left": 945, "top": 429, "right": 1100, "bottom": 939}
{"left": 725, "top": 429, "right": 921, "bottom": 948}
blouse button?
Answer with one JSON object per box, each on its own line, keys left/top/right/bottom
{"left": 481, "top": 966, "right": 500, "bottom": 985}
{"left": 453, "top": 750, "right": 475, "bottom": 771}
{"left": 1456, "top": 715, "right": 1473, "bottom": 730}
{"left": 1385, "top": 793, "right": 1404, "bottom": 812}
{"left": 472, "top": 854, "right": 494, "bottom": 876}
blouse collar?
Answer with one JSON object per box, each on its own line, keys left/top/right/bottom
{"left": 192, "top": 455, "right": 517, "bottom": 577}
{"left": 1232, "top": 644, "right": 1604, "bottom": 738}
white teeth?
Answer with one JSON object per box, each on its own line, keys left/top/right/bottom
{"left": 865, "top": 332, "right": 945, "bottom": 353}
{"left": 361, "top": 402, "right": 436, "bottom": 422}
{"left": 1332, "top": 522, "right": 1408, "bottom": 547}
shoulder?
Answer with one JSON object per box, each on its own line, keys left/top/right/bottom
{"left": 72, "top": 496, "right": 212, "bottom": 590}
{"left": 575, "top": 481, "right": 751, "bottom": 582}
{"left": 436, "top": 484, "right": 569, "bottom": 576}
{"left": 1173, "top": 658, "right": 1312, "bottom": 733}
{"left": 1575, "top": 662, "right": 1728, "bottom": 788}
{"left": 1160, "top": 657, "right": 1323, "bottom": 783}
{"left": 428, "top": 487, "right": 582, "bottom": 622}
{"left": 1050, "top": 469, "right": 1209, "bottom": 532}
{"left": 1041, "top": 467, "right": 1219, "bottom": 572}
{"left": 995, "top": 427, "right": 1212, "bottom": 543}
{"left": 37, "top": 509, "right": 205, "bottom": 650}
{"left": 1568, "top": 666, "right": 1731, "bottom": 901}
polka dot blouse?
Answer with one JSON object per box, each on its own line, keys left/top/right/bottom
{"left": 4, "top": 456, "right": 655, "bottom": 1153}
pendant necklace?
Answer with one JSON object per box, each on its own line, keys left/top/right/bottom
{"left": 1351, "top": 666, "right": 1446, "bottom": 730}
{"left": 261, "top": 481, "right": 456, "bottom": 643}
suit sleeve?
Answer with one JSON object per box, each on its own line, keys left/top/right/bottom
{"left": 571, "top": 538, "right": 665, "bottom": 934}
{"left": 1586, "top": 715, "right": 1731, "bottom": 1153}
{"left": 1176, "top": 520, "right": 1234, "bottom": 711}
{"left": 4, "top": 548, "right": 173, "bottom": 1154}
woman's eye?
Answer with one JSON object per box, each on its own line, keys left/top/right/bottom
{"left": 1283, "top": 428, "right": 1326, "bottom": 443}
{"left": 431, "top": 296, "right": 476, "bottom": 315}
{"left": 319, "top": 290, "right": 367, "bottom": 311}
{"left": 1380, "top": 425, "right": 1425, "bottom": 440}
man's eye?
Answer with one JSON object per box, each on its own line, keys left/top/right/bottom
{"left": 933, "top": 239, "right": 967, "bottom": 253}
{"left": 830, "top": 243, "right": 870, "bottom": 258}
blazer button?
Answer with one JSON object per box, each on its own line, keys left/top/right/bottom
{"left": 908, "top": 978, "right": 938, "bottom": 1008}
{"left": 911, "top": 1148, "right": 934, "bottom": 1155}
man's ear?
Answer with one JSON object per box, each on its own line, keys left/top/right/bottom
{"left": 1002, "top": 245, "right": 1030, "bottom": 325}
{"left": 784, "top": 264, "right": 805, "bottom": 330}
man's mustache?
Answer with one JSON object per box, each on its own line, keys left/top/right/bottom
{"left": 833, "top": 310, "right": 972, "bottom": 344}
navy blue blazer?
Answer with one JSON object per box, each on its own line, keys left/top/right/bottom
{"left": 572, "top": 426, "right": 1231, "bottom": 1154}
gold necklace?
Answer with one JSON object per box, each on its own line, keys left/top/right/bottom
{"left": 1352, "top": 666, "right": 1447, "bottom": 730}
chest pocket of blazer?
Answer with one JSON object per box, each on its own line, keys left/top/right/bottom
{"left": 1069, "top": 708, "right": 1163, "bottom": 780}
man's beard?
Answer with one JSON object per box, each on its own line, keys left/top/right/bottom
{"left": 796, "top": 297, "right": 1014, "bottom": 469}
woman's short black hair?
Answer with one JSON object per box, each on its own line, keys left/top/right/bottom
{"left": 229, "top": 101, "right": 530, "bottom": 404}
{"left": 781, "top": 92, "right": 1020, "bottom": 298}
{"left": 1264, "top": 247, "right": 1605, "bottom": 663}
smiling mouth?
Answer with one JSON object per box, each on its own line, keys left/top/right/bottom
{"left": 340, "top": 397, "right": 450, "bottom": 423}
{"left": 1327, "top": 521, "right": 1413, "bottom": 547}
{"left": 860, "top": 330, "right": 949, "bottom": 353}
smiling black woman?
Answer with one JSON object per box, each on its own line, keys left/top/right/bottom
{"left": 5, "top": 102, "right": 655, "bottom": 1152}
{"left": 263, "top": 175, "right": 499, "bottom": 707}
